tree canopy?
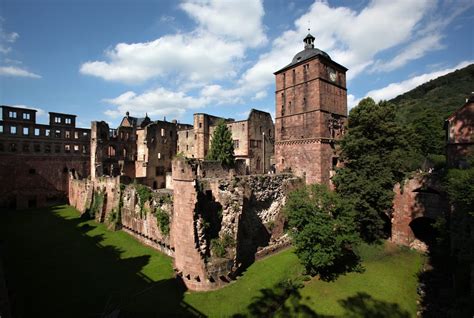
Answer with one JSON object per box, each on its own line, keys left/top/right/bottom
{"left": 284, "top": 184, "right": 361, "bottom": 280}
{"left": 207, "top": 120, "right": 235, "bottom": 166}
{"left": 333, "top": 98, "right": 421, "bottom": 242}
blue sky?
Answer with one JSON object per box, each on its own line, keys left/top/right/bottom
{"left": 0, "top": 0, "right": 473, "bottom": 128}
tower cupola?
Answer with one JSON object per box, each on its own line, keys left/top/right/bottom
{"left": 304, "top": 33, "right": 315, "bottom": 49}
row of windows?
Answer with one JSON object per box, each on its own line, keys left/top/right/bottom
{"left": 0, "top": 124, "right": 88, "bottom": 139}
{"left": 0, "top": 142, "right": 88, "bottom": 154}
{"left": 7, "top": 111, "right": 32, "bottom": 120}
{"left": 53, "top": 116, "right": 73, "bottom": 124}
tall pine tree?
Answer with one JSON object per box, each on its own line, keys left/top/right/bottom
{"left": 207, "top": 120, "right": 235, "bottom": 166}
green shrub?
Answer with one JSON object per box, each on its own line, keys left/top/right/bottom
{"left": 155, "top": 207, "right": 170, "bottom": 236}
{"left": 135, "top": 184, "right": 152, "bottom": 217}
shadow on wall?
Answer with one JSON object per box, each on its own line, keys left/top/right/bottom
{"left": 236, "top": 193, "right": 271, "bottom": 268}
{"left": 0, "top": 206, "right": 203, "bottom": 317}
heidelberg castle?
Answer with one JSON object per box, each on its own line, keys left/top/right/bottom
{"left": 1, "top": 33, "right": 472, "bottom": 209}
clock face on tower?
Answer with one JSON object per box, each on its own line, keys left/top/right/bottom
{"left": 328, "top": 67, "right": 337, "bottom": 82}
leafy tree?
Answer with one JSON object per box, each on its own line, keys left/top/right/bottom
{"left": 207, "top": 120, "right": 235, "bottom": 166}
{"left": 284, "top": 184, "right": 361, "bottom": 280}
{"left": 333, "top": 98, "right": 421, "bottom": 242}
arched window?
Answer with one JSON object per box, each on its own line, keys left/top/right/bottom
{"left": 107, "top": 145, "right": 116, "bottom": 157}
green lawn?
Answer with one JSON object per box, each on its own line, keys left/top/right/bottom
{"left": 0, "top": 205, "right": 424, "bottom": 317}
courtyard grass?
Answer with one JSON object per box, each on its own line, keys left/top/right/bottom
{"left": 0, "top": 205, "right": 424, "bottom": 317}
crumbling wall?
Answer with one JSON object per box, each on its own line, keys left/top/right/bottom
{"left": 391, "top": 173, "right": 447, "bottom": 251}
{"left": 121, "top": 187, "right": 174, "bottom": 256}
{"left": 171, "top": 158, "right": 302, "bottom": 291}
{"left": 68, "top": 175, "right": 174, "bottom": 255}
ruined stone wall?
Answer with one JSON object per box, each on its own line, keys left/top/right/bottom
{"left": 121, "top": 188, "right": 174, "bottom": 256}
{"left": 171, "top": 157, "right": 302, "bottom": 291}
{"left": 177, "top": 129, "right": 195, "bottom": 158}
{"left": 391, "top": 173, "right": 447, "bottom": 251}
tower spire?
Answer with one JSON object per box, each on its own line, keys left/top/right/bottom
{"left": 303, "top": 33, "right": 315, "bottom": 49}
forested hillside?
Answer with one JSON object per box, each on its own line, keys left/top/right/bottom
{"left": 390, "top": 64, "right": 474, "bottom": 157}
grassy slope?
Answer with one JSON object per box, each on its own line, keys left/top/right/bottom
{"left": 0, "top": 206, "right": 423, "bottom": 317}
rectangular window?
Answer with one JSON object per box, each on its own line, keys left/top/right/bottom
{"left": 55, "top": 117, "right": 61, "bottom": 123}
{"left": 64, "top": 144, "right": 70, "bottom": 152}
{"left": 73, "top": 145, "right": 79, "bottom": 152}
{"left": 10, "top": 126, "right": 17, "bottom": 134}
{"left": 161, "top": 128, "right": 165, "bottom": 137}
{"left": 0, "top": 125, "right": 3, "bottom": 133}
{"left": 55, "top": 130, "right": 61, "bottom": 138}
{"left": 65, "top": 118, "right": 72, "bottom": 124}
{"left": 9, "top": 111, "right": 17, "bottom": 119}
{"left": 23, "top": 143, "right": 29, "bottom": 152}
{"left": 23, "top": 113, "right": 31, "bottom": 120}
{"left": 23, "top": 127, "right": 29, "bottom": 135}
{"left": 82, "top": 145, "right": 87, "bottom": 154}
{"left": 186, "top": 131, "right": 189, "bottom": 138}
{"left": 45, "top": 144, "right": 51, "bottom": 153}
{"left": 199, "top": 123, "right": 202, "bottom": 128}
{"left": 10, "top": 143, "right": 17, "bottom": 152}
{"left": 65, "top": 131, "right": 71, "bottom": 138}
{"left": 55, "top": 145, "right": 61, "bottom": 153}
{"left": 233, "top": 140, "right": 239, "bottom": 149}
{"left": 34, "top": 144, "right": 41, "bottom": 152}
{"left": 82, "top": 132, "right": 88, "bottom": 138}
{"left": 74, "top": 131, "right": 79, "bottom": 139}
{"left": 155, "top": 166, "right": 164, "bottom": 176}
{"left": 157, "top": 152, "right": 161, "bottom": 159}
{"left": 34, "top": 128, "right": 40, "bottom": 136}
{"left": 45, "top": 129, "right": 50, "bottom": 137}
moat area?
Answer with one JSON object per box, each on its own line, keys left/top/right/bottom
{"left": 0, "top": 205, "right": 423, "bottom": 317}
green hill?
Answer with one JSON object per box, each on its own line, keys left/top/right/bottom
{"left": 389, "top": 63, "right": 474, "bottom": 157}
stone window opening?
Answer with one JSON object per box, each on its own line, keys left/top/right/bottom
{"left": 73, "top": 145, "right": 80, "bottom": 153}
{"left": 83, "top": 131, "right": 88, "bottom": 138}
{"left": 9, "top": 111, "right": 17, "bottom": 119}
{"left": 64, "top": 144, "right": 71, "bottom": 153}
{"left": 199, "top": 122, "right": 202, "bottom": 128}
{"left": 83, "top": 145, "right": 88, "bottom": 154}
{"left": 45, "top": 144, "right": 51, "bottom": 153}
{"left": 194, "top": 134, "right": 197, "bottom": 140}
{"left": 10, "top": 126, "right": 17, "bottom": 134}
{"left": 23, "top": 127, "right": 29, "bottom": 135}
{"left": 158, "top": 152, "right": 161, "bottom": 159}
{"left": 23, "top": 113, "right": 31, "bottom": 120}
{"left": 55, "top": 145, "right": 61, "bottom": 153}
{"left": 74, "top": 131, "right": 79, "bottom": 139}
{"left": 65, "top": 131, "right": 71, "bottom": 138}
{"left": 10, "top": 143, "right": 17, "bottom": 152}
{"left": 34, "top": 144, "right": 41, "bottom": 152}
{"left": 233, "top": 140, "right": 239, "bottom": 149}
{"left": 186, "top": 145, "right": 189, "bottom": 151}
{"left": 0, "top": 143, "right": 3, "bottom": 151}
{"left": 0, "top": 124, "right": 3, "bottom": 133}
{"left": 107, "top": 146, "right": 116, "bottom": 157}
{"left": 186, "top": 131, "right": 189, "bottom": 138}
{"left": 54, "top": 117, "right": 61, "bottom": 124}
{"left": 23, "top": 143, "right": 29, "bottom": 152}
{"left": 34, "top": 128, "right": 40, "bottom": 136}
{"left": 55, "top": 130, "right": 61, "bottom": 138}
{"left": 289, "top": 101, "right": 292, "bottom": 113}
{"left": 161, "top": 128, "right": 165, "bottom": 137}
{"left": 45, "top": 129, "right": 50, "bottom": 137}
{"left": 292, "top": 69, "right": 295, "bottom": 83}
{"left": 63, "top": 167, "right": 68, "bottom": 173}
{"left": 169, "top": 130, "right": 173, "bottom": 137}
{"left": 65, "top": 118, "right": 72, "bottom": 124}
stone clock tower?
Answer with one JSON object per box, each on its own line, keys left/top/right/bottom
{"left": 274, "top": 33, "right": 348, "bottom": 185}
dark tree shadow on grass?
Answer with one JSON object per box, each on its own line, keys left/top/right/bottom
{"left": 0, "top": 206, "right": 203, "bottom": 318}
{"left": 233, "top": 280, "right": 326, "bottom": 318}
{"left": 339, "top": 292, "right": 410, "bottom": 318}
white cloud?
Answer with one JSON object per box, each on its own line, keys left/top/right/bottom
{"left": 240, "top": 0, "right": 433, "bottom": 95}
{"left": 347, "top": 94, "right": 361, "bottom": 110}
{"left": 180, "top": 0, "right": 267, "bottom": 47}
{"left": 365, "top": 60, "right": 473, "bottom": 102}
{"left": 0, "top": 22, "right": 19, "bottom": 54}
{"left": 80, "top": 32, "right": 244, "bottom": 84}
{"left": 12, "top": 104, "right": 46, "bottom": 116}
{"left": 0, "top": 66, "right": 41, "bottom": 78}
{"left": 103, "top": 87, "right": 210, "bottom": 119}
{"left": 80, "top": 0, "right": 266, "bottom": 85}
